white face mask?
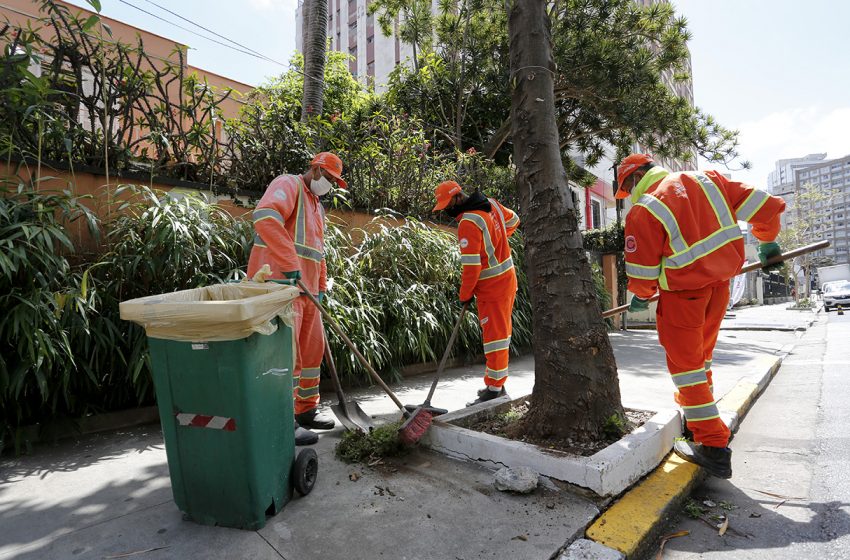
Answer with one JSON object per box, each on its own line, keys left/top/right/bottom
{"left": 310, "top": 174, "right": 333, "bottom": 197}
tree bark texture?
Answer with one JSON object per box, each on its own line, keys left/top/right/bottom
{"left": 508, "top": 0, "right": 624, "bottom": 440}
{"left": 301, "top": 0, "right": 327, "bottom": 123}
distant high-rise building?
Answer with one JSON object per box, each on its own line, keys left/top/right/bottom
{"left": 790, "top": 154, "right": 850, "bottom": 266}
{"left": 767, "top": 153, "right": 828, "bottom": 196}
{"left": 632, "top": 0, "right": 697, "bottom": 172}
{"left": 296, "top": 0, "right": 413, "bottom": 91}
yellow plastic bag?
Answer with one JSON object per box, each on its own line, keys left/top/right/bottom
{"left": 120, "top": 282, "right": 299, "bottom": 342}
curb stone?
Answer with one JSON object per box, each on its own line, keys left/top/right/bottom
{"left": 583, "top": 352, "right": 785, "bottom": 558}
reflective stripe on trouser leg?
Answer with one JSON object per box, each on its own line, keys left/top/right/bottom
{"left": 657, "top": 288, "right": 731, "bottom": 447}
{"left": 701, "top": 281, "right": 729, "bottom": 397}
{"left": 292, "top": 296, "right": 325, "bottom": 415}
{"left": 478, "top": 294, "right": 515, "bottom": 389}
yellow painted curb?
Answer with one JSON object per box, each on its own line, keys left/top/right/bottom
{"left": 585, "top": 454, "right": 699, "bottom": 556}
{"left": 585, "top": 362, "right": 781, "bottom": 558}
{"left": 717, "top": 381, "right": 759, "bottom": 416}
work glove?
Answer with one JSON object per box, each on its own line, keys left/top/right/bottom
{"left": 283, "top": 270, "right": 302, "bottom": 281}
{"left": 628, "top": 296, "right": 650, "bottom": 313}
{"left": 757, "top": 242, "right": 782, "bottom": 272}
{"left": 318, "top": 291, "right": 326, "bottom": 305}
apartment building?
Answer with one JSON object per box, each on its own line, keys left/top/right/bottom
{"left": 1, "top": 0, "right": 251, "bottom": 143}
{"left": 767, "top": 153, "right": 828, "bottom": 197}
{"left": 791, "top": 154, "right": 850, "bottom": 266}
{"left": 296, "top": 0, "right": 414, "bottom": 91}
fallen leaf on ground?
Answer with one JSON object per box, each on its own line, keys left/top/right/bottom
{"left": 349, "top": 472, "right": 361, "bottom": 482}
{"left": 511, "top": 534, "right": 528, "bottom": 541}
{"left": 718, "top": 518, "right": 729, "bottom": 536}
{"left": 104, "top": 547, "right": 169, "bottom": 559}
{"left": 703, "top": 500, "right": 716, "bottom": 508}
{"left": 774, "top": 500, "right": 787, "bottom": 510}
{"left": 656, "top": 530, "right": 689, "bottom": 559}
{"left": 749, "top": 512, "right": 762, "bottom": 518}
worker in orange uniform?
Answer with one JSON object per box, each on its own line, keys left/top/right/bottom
{"left": 432, "top": 181, "right": 520, "bottom": 406}
{"left": 247, "top": 153, "right": 347, "bottom": 446}
{"left": 617, "top": 154, "right": 785, "bottom": 478}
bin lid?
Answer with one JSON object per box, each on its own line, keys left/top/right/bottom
{"left": 119, "top": 282, "right": 300, "bottom": 342}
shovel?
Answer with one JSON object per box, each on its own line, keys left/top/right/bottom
{"left": 323, "top": 330, "right": 375, "bottom": 433}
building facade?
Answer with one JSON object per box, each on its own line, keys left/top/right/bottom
{"left": 792, "top": 154, "right": 850, "bottom": 266}
{"left": 1, "top": 0, "right": 251, "bottom": 146}
{"left": 632, "top": 0, "right": 697, "bottom": 172}
{"left": 296, "top": 0, "right": 413, "bottom": 91}
{"left": 767, "top": 153, "right": 828, "bottom": 196}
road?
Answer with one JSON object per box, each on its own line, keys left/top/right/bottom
{"left": 655, "top": 309, "right": 850, "bottom": 559}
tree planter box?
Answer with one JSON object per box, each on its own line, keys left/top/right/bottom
{"left": 421, "top": 396, "right": 682, "bottom": 497}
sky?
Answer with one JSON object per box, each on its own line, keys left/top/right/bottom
{"left": 672, "top": 0, "right": 850, "bottom": 186}
{"left": 61, "top": 0, "right": 850, "bottom": 187}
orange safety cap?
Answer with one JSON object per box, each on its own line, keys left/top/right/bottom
{"left": 615, "top": 153, "right": 654, "bottom": 199}
{"left": 432, "top": 180, "right": 463, "bottom": 211}
{"left": 311, "top": 152, "right": 347, "bottom": 189}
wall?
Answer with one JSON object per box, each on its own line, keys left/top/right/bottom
{"left": 1, "top": 163, "right": 454, "bottom": 253}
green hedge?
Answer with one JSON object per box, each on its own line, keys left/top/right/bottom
{"left": 1, "top": 183, "right": 615, "bottom": 451}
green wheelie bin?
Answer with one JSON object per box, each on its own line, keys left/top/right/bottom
{"left": 120, "top": 282, "right": 318, "bottom": 530}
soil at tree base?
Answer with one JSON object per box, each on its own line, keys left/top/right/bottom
{"left": 468, "top": 402, "right": 655, "bottom": 457}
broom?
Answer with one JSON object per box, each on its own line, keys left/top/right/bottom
{"left": 399, "top": 302, "right": 470, "bottom": 443}
{"left": 297, "top": 282, "right": 432, "bottom": 445}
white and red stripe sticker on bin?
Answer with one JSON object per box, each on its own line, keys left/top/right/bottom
{"left": 175, "top": 412, "right": 236, "bottom": 431}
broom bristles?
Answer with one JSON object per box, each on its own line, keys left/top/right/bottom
{"left": 398, "top": 408, "right": 434, "bottom": 445}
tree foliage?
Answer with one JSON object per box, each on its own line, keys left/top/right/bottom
{"left": 373, "top": 0, "right": 746, "bottom": 172}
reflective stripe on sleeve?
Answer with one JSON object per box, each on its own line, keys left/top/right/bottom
{"left": 626, "top": 261, "right": 661, "bottom": 280}
{"left": 253, "top": 207, "right": 284, "bottom": 224}
{"left": 735, "top": 189, "right": 771, "bottom": 222}
{"left": 461, "top": 254, "right": 482, "bottom": 266}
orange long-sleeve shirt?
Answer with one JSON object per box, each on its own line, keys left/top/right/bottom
{"left": 247, "top": 174, "right": 327, "bottom": 295}
{"left": 625, "top": 168, "right": 785, "bottom": 298}
{"left": 456, "top": 198, "right": 519, "bottom": 302}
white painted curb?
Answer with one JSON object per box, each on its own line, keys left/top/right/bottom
{"left": 422, "top": 398, "right": 682, "bottom": 497}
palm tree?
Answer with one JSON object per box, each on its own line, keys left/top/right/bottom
{"left": 301, "top": 0, "right": 328, "bottom": 123}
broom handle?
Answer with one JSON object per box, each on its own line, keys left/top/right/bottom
{"left": 601, "top": 239, "right": 831, "bottom": 319}
{"left": 297, "top": 280, "right": 408, "bottom": 414}
{"left": 424, "top": 302, "right": 468, "bottom": 406}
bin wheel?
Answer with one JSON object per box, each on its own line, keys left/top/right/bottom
{"left": 293, "top": 448, "right": 318, "bottom": 496}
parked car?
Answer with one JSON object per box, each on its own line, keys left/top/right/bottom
{"left": 822, "top": 280, "right": 850, "bottom": 312}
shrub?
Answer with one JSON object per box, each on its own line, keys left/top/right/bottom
{"left": 0, "top": 183, "right": 253, "bottom": 450}
{"left": 0, "top": 181, "right": 98, "bottom": 449}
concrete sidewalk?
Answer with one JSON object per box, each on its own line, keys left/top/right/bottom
{"left": 0, "top": 304, "right": 812, "bottom": 560}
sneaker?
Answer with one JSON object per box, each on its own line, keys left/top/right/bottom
{"left": 673, "top": 440, "right": 732, "bottom": 479}
{"left": 294, "top": 421, "right": 319, "bottom": 446}
{"left": 295, "top": 408, "right": 336, "bottom": 430}
{"left": 466, "top": 387, "right": 508, "bottom": 407}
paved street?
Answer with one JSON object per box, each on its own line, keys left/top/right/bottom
{"left": 655, "top": 308, "right": 850, "bottom": 559}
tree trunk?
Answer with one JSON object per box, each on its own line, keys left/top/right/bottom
{"left": 507, "top": 0, "right": 624, "bottom": 440}
{"left": 301, "top": 0, "right": 327, "bottom": 123}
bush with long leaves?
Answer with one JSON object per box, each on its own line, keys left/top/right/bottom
{"left": 0, "top": 180, "right": 98, "bottom": 450}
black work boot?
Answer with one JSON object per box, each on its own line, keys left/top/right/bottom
{"left": 295, "top": 408, "right": 336, "bottom": 430}
{"left": 673, "top": 440, "right": 732, "bottom": 479}
{"left": 294, "top": 421, "right": 319, "bottom": 446}
{"left": 466, "top": 387, "right": 508, "bottom": 407}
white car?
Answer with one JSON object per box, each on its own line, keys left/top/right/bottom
{"left": 822, "top": 280, "right": 850, "bottom": 312}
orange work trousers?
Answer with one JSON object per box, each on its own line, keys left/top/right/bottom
{"left": 478, "top": 293, "right": 516, "bottom": 389}
{"left": 657, "top": 281, "right": 731, "bottom": 448}
{"left": 291, "top": 296, "right": 324, "bottom": 415}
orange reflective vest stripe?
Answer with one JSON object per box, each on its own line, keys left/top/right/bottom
{"left": 247, "top": 174, "right": 327, "bottom": 294}
{"left": 625, "top": 169, "right": 785, "bottom": 297}
{"left": 457, "top": 198, "right": 519, "bottom": 302}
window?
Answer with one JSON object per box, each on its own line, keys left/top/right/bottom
{"left": 591, "top": 200, "right": 602, "bottom": 229}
